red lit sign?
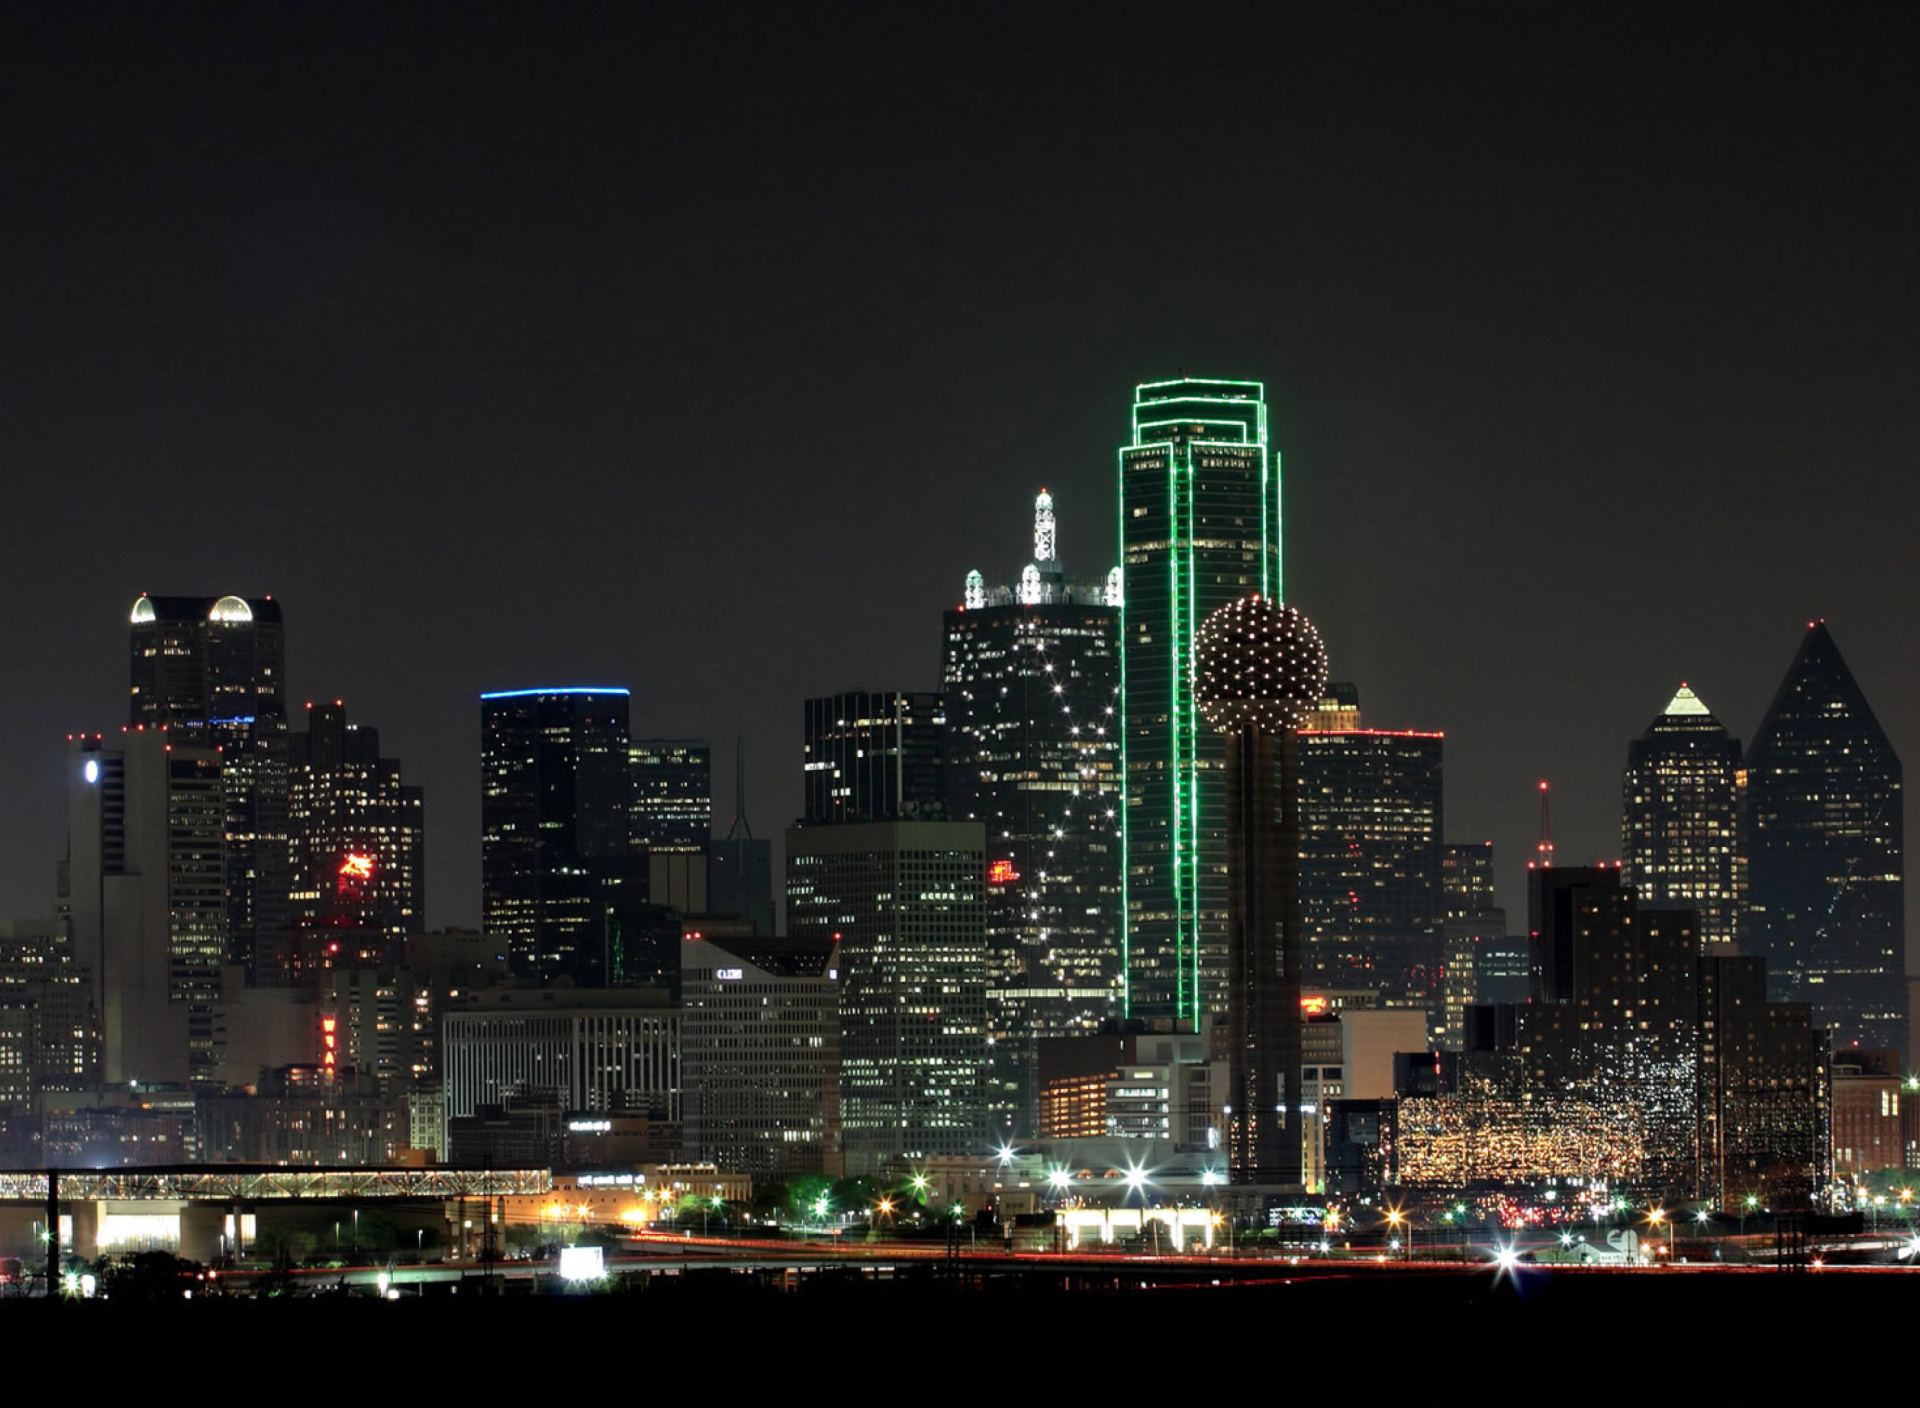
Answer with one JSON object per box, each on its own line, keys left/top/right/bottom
{"left": 339, "top": 854, "right": 375, "bottom": 880}
{"left": 321, "top": 1016, "right": 338, "bottom": 1071}
{"left": 988, "top": 860, "right": 1019, "bottom": 886}
{"left": 1300, "top": 995, "right": 1329, "bottom": 1017}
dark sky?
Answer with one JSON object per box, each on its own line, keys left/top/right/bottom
{"left": 3, "top": 4, "right": 1917, "bottom": 949}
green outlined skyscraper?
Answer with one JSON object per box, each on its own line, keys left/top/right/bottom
{"left": 1119, "top": 378, "right": 1280, "bottom": 1022}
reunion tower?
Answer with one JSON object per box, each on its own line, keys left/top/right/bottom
{"left": 1194, "top": 594, "right": 1329, "bottom": 1186}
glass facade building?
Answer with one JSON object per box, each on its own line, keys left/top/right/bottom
{"left": 802, "top": 691, "right": 947, "bottom": 824}
{"left": 480, "top": 688, "right": 633, "bottom": 985}
{"left": 630, "top": 738, "right": 712, "bottom": 852}
{"left": 943, "top": 490, "right": 1122, "bottom": 1136}
{"left": 1742, "top": 622, "right": 1905, "bottom": 1057}
{"left": 1118, "top": 378, "right": 1280, "bottom": 1022}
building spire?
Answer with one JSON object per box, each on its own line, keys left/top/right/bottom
{"left": 1034, "top": 488, "right": 1056, "bottom": 565}
{"left": 725, "top": 735, "right": 753, "bottom": 840}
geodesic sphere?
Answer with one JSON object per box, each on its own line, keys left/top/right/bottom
{"left": 1194, "top": 594, "right": 1329, "bottom": 734}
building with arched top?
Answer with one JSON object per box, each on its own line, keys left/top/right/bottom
{"left": 128, "top": 593, "right": 289, "bottom": 982}
{"left": 128, "top": 594, "right": 286, "bottom": 734}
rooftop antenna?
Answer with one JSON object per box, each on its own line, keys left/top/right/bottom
{"left": 725, "top": 736, "right": 752, "bottom": 840}
{"left": 1034, "top": 488, "right": 1056, "bottom": 565}
{"left": 1535, "top": 780, "right": 1554, "bottom": 869}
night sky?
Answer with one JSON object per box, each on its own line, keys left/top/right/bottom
{"left": 4, "top": 4, "right": 1917, "bottom": 951}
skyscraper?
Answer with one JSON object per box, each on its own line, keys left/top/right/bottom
{"left": 1622, "top": 684, "right": 1742, "bottom": 949}
{"left": 785, "top": 820, "right": 988, "bottom": 1176}
{"left": 801, "top": 691, "right": 947, "bottom": 824}
{"left": 287, "top": 699, "right": 426, "bottom": 943}
{"left": 1742, "top": 622, "right": 1905, "bottom": 1057}
{"left": 129, "top": 593, "right": 286, "bottom": 732}
{"left": 64, "top": 729, "right": 226, "bottom": 1084}
{"left": 630, "top": 739, "right": 711, "bottom": 852}
{"left": 480, "top": 688, "right": 633, "bottom": 985}
{"left": 1119, "top": 378, "right": 1281, "bottom": 1023}
{"left": 1297, "top": 686, "right": 1445, "bottom": 1009}
{"left": 944, "top": 490, "right": 1122, "bottom": 1135}
{"left": 129, "top": 593, "right": 290, "bottom": 982}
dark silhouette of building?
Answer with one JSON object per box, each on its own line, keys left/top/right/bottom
{"left": 1623, "top": 684, "right": 1742, "bottom": 949}
{"left": 943, "top": 489, "right": 1122, "bottom": 1137}
{"left": 1118, "top": 378, "right": 1281, "bottom": 1025}
{"left": 480, "top": 688, "right": 633, "bottom": 984}
{"left": 1697, "top": 956, "right": 1828, "bottom": 1209}
{"left": 801, "top": 691, "right": 946, "bottom": 824}
{"left": 1742, "top": 622, "right": 1905, "bottom": 1058}
{"left": 1194, "top": 594, "right": 1328, "bottom": 1186}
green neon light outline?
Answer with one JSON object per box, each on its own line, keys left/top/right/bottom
{"left": 1116, "top": 445, "right": 1132, "bottom": 1018}
{"left": 1121, "top": 378, "right": 1276, "bottom": 1024}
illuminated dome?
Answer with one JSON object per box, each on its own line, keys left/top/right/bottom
{"left": 130, "top": 596, "right": 156, "bottom": 625}
{"left": 208, "top": 595, "right": 253, "bottom": 623}
{"left": 1194, "top": 594, "right": 1329, "bottom": 734}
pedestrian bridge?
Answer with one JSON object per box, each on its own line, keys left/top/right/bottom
{"left": 0, "top": 1166, "right": 550, "bottom": 1202}
{"left": 0, "top": 1166, "right": 553, "bottom": 1262}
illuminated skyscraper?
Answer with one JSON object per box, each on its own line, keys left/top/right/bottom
{"left": 128, "top": 593, "right": 290, "bottom": 982}
{"left": 480, "top": 688, "right": 632, "bottom": 985}
{"left": 287, "top": 700, "right": 426, "bottom": 943}
{"left": 1297, "top": 686, "right": 1445, "bottom": 1011}
{"left": 1742, "top": 622, "right": 1905, "bottom": 1057}
{"left": 1118, "top": 378, "right": 1281, "bottom": 1023}
{"left": 630, "top": 739, "right": 711, "bottom": 852}
{"left": 1622, "top": 684, "right": 1742, "bottom": 949}
{"left": 785, "top": 820, "right": 988, "bottom": 1176}
{"left": 944, "top": 490, "right": 1122, "bottom": 1135}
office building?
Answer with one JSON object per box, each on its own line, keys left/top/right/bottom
{"left": 64, "top": 730, "right": 226, "bottom": 1084}
{"left": 287, "top": 699, "right": 425, "bottom": 945}
{"left": 1743, "top": 622, "right": 1905, "bottom": 1057}
{"left": 129, "top": 594, "right": 291, "bottom": 982}
{"left": 630, "top": 739, "right": 711, "bottom": 852}
{"left": 801, "top": 691, "right": 947, "bottom": 824}
{"left": 1623, "top": 683, "right": 1742, "bottom": 949}
{"left": 1697, "top": 956, "right": 1828, "bottom": 1208}
{"left": 441, "top": 988, "right": 679, "bottom": 1121}
{"left": 785, "top": 820, "right": 988, "bottom": 1176}
{"left": 1439, "top": 841, "right": 1507, "bottom": 1048}
{"left": 681, "top": 930, "right": 842, "bottom": 1180}
{"left": 1118, "top": 378, "right": 1282, "bottom": 1023}
{"left": 944, "top": 489, "right": 1122, "bottom": 1135}
{"left": 1297, "top": 687, "right": 1445, "bottom": 1009}
{"left": 1830, "top": 1048, "right": 1903, "bottom": 1178}
{"left": 0, "top": 920, "right": 96, "bottom": 1105}
{"left": 481, "top": 687, "right": 633, "bottom": 984}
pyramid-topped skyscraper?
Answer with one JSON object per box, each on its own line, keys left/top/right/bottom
{"left": 1742, "top": 622, "right": 1905, "bottom": 1057}
{"left": 1623, "top": 683, "right": 1743, "bottom": 949}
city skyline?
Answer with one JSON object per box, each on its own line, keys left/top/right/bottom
{"left": 3, "top": 7, "right": 1918, "bottom": 966}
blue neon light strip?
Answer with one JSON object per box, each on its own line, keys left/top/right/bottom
{"left": 479, "top": 687, "right": 631, "bottom": 699}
